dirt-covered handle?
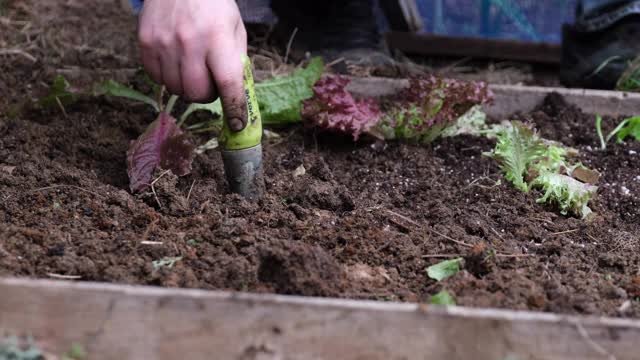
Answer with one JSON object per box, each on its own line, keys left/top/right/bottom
{"left": 220, "top": 55, "right": 262, "bottom": 151}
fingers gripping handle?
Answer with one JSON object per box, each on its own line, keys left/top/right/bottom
{"left": 220, "top": 55, "right": 264, "bottom": 200}
{"left": 220, "top": 55, "right": 262, "bottom": 151}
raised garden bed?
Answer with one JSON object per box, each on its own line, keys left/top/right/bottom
{"left": 1, "top": 74, "right": 640, "bottom": 358}
{"left": 2, "top": 1, "right": 640, "bottom": 357}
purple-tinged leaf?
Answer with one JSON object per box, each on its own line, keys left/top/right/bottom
{"left": 302, "top": 76, "right": 381, "bottom": 140}
{"left": 127, "top": 112, "right": 195, "bottom": 192}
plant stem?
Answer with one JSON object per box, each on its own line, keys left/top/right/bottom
{"left": 595, "top": 115, "right": 606, "bottom": 150}
{"left": 158, "top": 86, "right": 166, "bottom": 112}
{"left": 165, "top": 95, "right": 178, "bottom": 116}
{"left": 606, "top": 117, "right": 632, "bottom": 144}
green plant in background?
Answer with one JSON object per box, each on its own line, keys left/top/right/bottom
{"left": 616, "top": 56, "right": 640, "bottom": 92}
{"left": 596, "top": 115, "right": 640, "bottom": 150}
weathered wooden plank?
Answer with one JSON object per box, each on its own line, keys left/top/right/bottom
{"left": 487, "top": 84, "right": 640, "bottom": 119}
{"left": 1, "top": 278, "right": 639, "bottom": 360}
{"left": 344, "top": 77, "right": 640, "bottom": 118}
{"left": 385, "top": 31, "right": 562, "bottom": 64}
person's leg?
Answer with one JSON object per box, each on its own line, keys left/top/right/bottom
{"left": 579, "top": 0, "right": 631, "bottom": 15}
{"left": 561, "top": 0, "right": 640, "bottom": 88}
{"left": 269, "top": 0, "right": 395, "bottom": 75}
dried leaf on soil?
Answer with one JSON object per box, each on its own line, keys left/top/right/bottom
{"left": 427, "top": 258, "right": 463, "bottom": 281}
{"left": 127, "top": 112, "right": 194, "bottom": 192}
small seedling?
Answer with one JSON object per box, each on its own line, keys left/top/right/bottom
{"left": 40, "top": 75, "right": 78, "bottom": 113}
{"left": 616, "top": 56, "right": 640, "bottom": 92}
{"left": 152, "top": 256, "right": 182, "bottom": 270}
{"left": 427, "top": 258, "right": 463, "bottom": 282}
{"left": 186, "top": 239, "right": 199, "bottom": 247}
{"left": 485, "top": 248, "right": 497, "bottom": 261}
{"left": 61, "top": 343, "right": 87, "bottom": 360}
{"left": 597, "top": 115, "right": 640, "bottom": 150}
{"left": 430, "top": 290, "right": 456, "bottom": 306}
{"left": 486, "top": 121, "right": 598, "bottom": 218}
{"left": 303, "top": 75, "right": 492, "bottom": 142}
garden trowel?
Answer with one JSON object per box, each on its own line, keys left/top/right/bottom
{"left": 219, "top": 55, "right": 264, "bottom": 200}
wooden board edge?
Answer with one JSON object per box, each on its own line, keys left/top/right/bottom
{"left": 2, "top": 277, "right": 640, "bottom": 360}
{"left": 341, "top": 76, "right": 640, "bottom": 117}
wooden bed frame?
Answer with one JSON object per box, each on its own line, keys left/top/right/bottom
{"left": 2, "top": 81, "right": 640, "bottom": 360}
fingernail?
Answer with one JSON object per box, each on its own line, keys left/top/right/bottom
{"left": 229, "top": 117, "right": 245, "bottom": 132}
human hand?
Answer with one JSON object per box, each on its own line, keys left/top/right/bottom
{"left": 138, "top": 0, "right": 248, "bottom": 131}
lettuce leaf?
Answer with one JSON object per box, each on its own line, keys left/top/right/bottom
{"left": 532, "top": 173, "right": 598, "bottom": 218}
{"left": 427, "top": 258, "right": 463, "bottom": 281}
{"left": 615, "top": 116, "right": 640, "bottom": 142}
{"left": 257, "top": 57, "right": 324, "bottom": 124}
{"left": 487, "top": 121, "right": 598, "bottom": 218}
{"left": 127, "top": 112, "right": 194, "bottom": 192}
{"left": 302, "top": 76, "right": 382, "bottom": 140}
{"left": 94, "top": 79, "right": 160, "bottom": 112}
{"left": 376, "top": 76, "right": 493, "bottom": 142}
{"left": 179, "top": 58, "right": 324, "bottom": 126}
{"left": 485, "top": 122, "right": 546, "bottom": 192}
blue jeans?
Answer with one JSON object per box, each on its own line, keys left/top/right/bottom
{"left": 580, "top": 0, "right": 633, "bottom": 14}
{"left": 577, "top": 0, "right": 640, "bottom": 31}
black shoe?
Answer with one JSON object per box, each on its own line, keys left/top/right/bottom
{"left": 561, "top": 1, "right": 640, "bottom": 89}
{"left": 270, "top": 0, "right": 397, "bottom": 76}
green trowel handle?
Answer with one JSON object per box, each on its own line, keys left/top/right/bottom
{"left": 220, "top": 55, "right": 262, "bottom": 151}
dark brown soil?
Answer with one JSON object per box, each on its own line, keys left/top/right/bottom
{"left": 1, "top": 0, "right": 639, "bottom": 318}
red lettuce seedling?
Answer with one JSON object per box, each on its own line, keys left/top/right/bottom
{"left": 301, "top": 75, "right": 492, "bottom": 143}
{"left": 376, "top": 76, "right": 493, "bottom": 142}
{"left": 302, "top": 76, "right": 382, "bottom": 140}
{"left": 127, "top": 112, "right": 194, "bottom": 192}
